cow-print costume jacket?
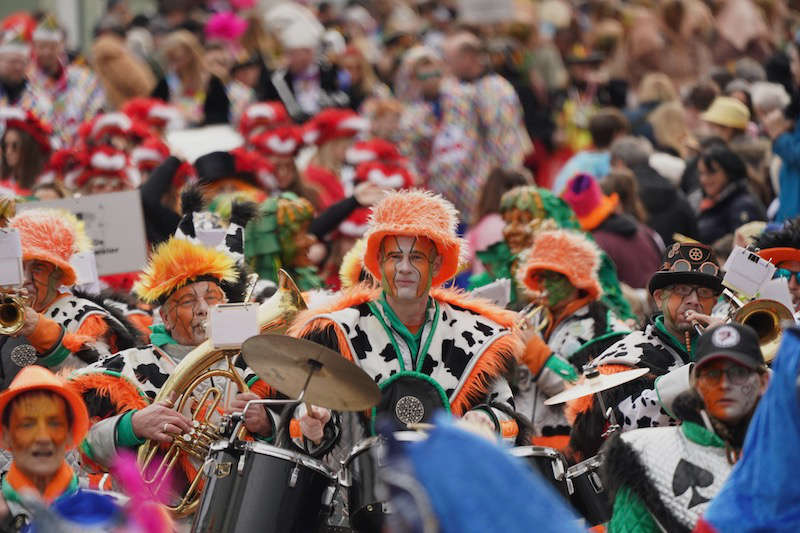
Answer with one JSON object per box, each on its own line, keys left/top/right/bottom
{"left": 291, "top": 287, "right": 521, "bottom": 446}
{"left": 515, "top": 301, "right": 630, "bottom": 438}
{"left": 568, "top": 315, "right": 694, "bottom": 459}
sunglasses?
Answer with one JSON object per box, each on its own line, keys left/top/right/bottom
{"left": 774, "top": 268, "right": 800, "bottom": 284}
{"left": 670, "top": 284, "right": 718, "bottom": 300}
{"left": 670, "top": 259, "right": 719, "bottom": 276}
{"left": 695, "top": 365, "right": 754, "bottom": 385}
{"left": 2, "top": 141, "right": 20, "bottom": 151}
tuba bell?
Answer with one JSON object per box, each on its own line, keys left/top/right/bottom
{"left": 732, "top": 298, "right": 794, "bottom": 363}
{"left": 137, "top": 269, "right": 307, "bottom": 517}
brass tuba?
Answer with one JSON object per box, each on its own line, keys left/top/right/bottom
{"left": 137, "top": 270, "right": 307, "bottom": 517}
{"left": 732, "top": 298, "right": 794, "bottom": 363}
{"left": 0, "top": 291, "right": 26, "bottom": 336}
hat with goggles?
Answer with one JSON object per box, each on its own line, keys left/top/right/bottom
{"left": 648, "top": 242, "right": 723, "bottom": 295}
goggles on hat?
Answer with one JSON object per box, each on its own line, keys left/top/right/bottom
{"left": 670, "top": 259, "right": 719, "bottom": 276}
{"left": 774, "top": 268, "right": 800, "bottom": 284}
{"left": 695, "top": 364, "right": 755, "bottom": 385}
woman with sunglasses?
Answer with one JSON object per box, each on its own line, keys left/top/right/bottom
{"left": 568, "top": 242, "right": 725, "bottom": 460}
{"left": 601, "top": 323, "right": 769, "bottom": 532}
{"left": 755, "top": 219, "right": 800, "bottom": 315}
{"left": 0, "top": 107, "right": 53, "bottom": 197}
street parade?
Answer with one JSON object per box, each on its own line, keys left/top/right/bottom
{"left": 0, "top": 0, "right": 799, "bottom": 531}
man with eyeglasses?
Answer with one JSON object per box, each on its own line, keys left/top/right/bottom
{"left": 568, "top": 243, "right": 724, "bottom": 460}
{"left": 755, "top": 219, "right": 800, "bottom": 316}
{"left": 601, "top": 323, "right": 769, "bottom": 532}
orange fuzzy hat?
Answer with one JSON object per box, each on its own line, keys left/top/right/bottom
{"left": 133, "top": 237, "right": 238, "bottom": 304}
{"left": 0, "top": 366, "right": 89, "bottom": 448}
{"left": 516, "top": 229, "right": 602, "bottom": 300}
{"left": 363, "top": 189, "right": 464, "bottom": 287}
{"left": 10, "top": 208, "right": 90, "bottom": 287}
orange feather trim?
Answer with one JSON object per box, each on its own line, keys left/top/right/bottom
{"left": 66, "top": 372, "right": 150, "bottom": 414}
{"left": 565, "top": 364, "right": 631, "bottom": 425}
{"left": 430, "top": 287, "right": 519, "bottom": 329}
{"left": 288, "top": 284, "right": 379, "bottom": 339}
{"left": 450, "top": 333, "right": 518, "bottom": 415}
{"left": 127, "top": 313, "right": 154, "bottom": 339}
{"left": 249, "top": 379, "right": 275, "bottom": 399}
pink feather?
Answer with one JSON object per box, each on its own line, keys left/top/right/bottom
{"left": 205, "top": 11, "right": 248, "bottom": 42}
{"left": 111, "top": 451, "right": 174, "bottom": 532}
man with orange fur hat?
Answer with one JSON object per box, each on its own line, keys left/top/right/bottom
{"left": 1, "top": 208, "right": 138, "bottom": 386}
{"left": 513, "top": 229, "right": 630, "bottom": 445}
{"left": 290, "top": 190, "right": 523, "bottom": 451}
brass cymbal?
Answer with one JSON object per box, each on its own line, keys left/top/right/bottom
{"left": 242, "top": 333, "right": 381, "bottom": 411}
{"left": 543, "top": 367, "right": 649, "bottom": 405}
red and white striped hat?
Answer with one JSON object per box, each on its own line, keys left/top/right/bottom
{"left": 131, "top": 136, "right": 171, "bottom": 172}
{"left": 67, "top": 146, "right": 140, "bottom": 190}
{"left": 302, "top": 108, "right": 368, "bottom": 146}
{"left": 122, "top": 98, "right": 184, "bottom": 132}
{"left": 239, "top": 102, "right": 290, "bottom": 138}
{"left": 250, "top": 125, "right": 302, "bottom": 157}
{"left": 81, "top": 112, "right": 149, "bottom": 146}
{"left": 344, "top": 138, "right": 405, "bottom": 166}
{"left": 339, "top": 160, "right": 415, "bottom": 237}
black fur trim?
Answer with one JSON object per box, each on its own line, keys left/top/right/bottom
{"left": 178, "top": 185, "right": 205, "bottom": 238}
{"left": 672, "top": 390, "right": 705, "bottom": 426}
{"left": 229, "top": 200, "right": 258, "bottom": 227}
{"left": 220, "top": 263, "right": 251, "bottom": 303}
{"left": 72, "top": 289, "right": 146, "bottom": 348}
{"left": 754, "top": 218, "right": 800, "bottom": 250}
{"left": 600, "top": 432, "right": 691, "bottom": 533}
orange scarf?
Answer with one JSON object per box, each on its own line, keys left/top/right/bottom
{"left": 6, "top": 461, "right": 75, "bottom": 503}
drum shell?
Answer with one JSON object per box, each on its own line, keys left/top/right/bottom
{"left": 565, "top": 455, "right": 611, "bottom": 526}
{"left": 193, "top": 441, "right": 335, "bottom": 533}
{"left": 509, "top": 446, "right": 569, "bottom": 500}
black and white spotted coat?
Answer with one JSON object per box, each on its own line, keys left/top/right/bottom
{"left": 515, "top": 301, "right": 630, "bottom": 437}
{"left": 298, "top": 295, "right": 517, "bottom": 432}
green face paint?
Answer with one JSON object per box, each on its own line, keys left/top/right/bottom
{"left": 541, "top": 271, "right": 575, "bottom": 308}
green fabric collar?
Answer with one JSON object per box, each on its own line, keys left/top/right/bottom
{"left": 149, "top": 323, "right": 177, "bottom": 347}
{"left": 682, "top": 421, "right": 726, "bottom": 448}
{"left": 653, "top": 315, "right": 697, "bottom": 359}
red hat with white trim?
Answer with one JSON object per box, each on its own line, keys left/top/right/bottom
{"left": 250, "top": 125, "right": 302, "bottom": 157}
{"left": 339, "top": 160, "right": 415, "bottom": 237}
{"left": 67, "top": 146, "right": 140, "bottom": 190}
{"left": 82, "top": 112, "right": 149, "bottom": 147}
{"left": 239, "top": 102, "right": 290, "bottom": 138}
{"left": 131, "top": 136, "right": 171, "bottom": 172}
{"left": 345, "top": 138, "right": 404, "bottom": 166}
{"left": 122, "top": 98, "right": 184, "bottom": 132}
{"left": 302, "top": 108, "right": 369, "bottom": 146}
{"left": 0, "top": 106, "right": 55, "bottom": 156}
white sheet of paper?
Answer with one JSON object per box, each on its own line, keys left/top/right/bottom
{"left": 723, "top": 246, "right": 776, "bottom": 297}
{"left": 0, "top": 257, "right": 23, "bottom": 287}
{"left": 209, "top": 303, "right": 259, "bottom": 349}
{"left": 71, "top": 251, "right": 99, "bottom": 286}
{"left": 756, "top": 278, "right": 795, "bottom": 315}
{"left": 470, "top": 278, "right": 512, "bottom": 308}
{"left": 0, "top": 228, "right": 22, "bottom": 259}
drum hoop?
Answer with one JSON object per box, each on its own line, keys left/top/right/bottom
{"left": 509, "top": 446, "right": 565, "bottom": 460}
{"left": 247, "top": 441, "right": 335, "bottom": 478}
{"left": 344, "top": 436, "right": 383, "bottom": 466}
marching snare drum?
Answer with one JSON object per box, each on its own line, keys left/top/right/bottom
{"left": 509, "top": 446, "right": 570, "bottom": 499}
{"left": 564, "top": 454, "right": 611, "bottom": 526}
{"left": 340, "top": 431, "right": 427, "bottom": 533}
{"left": 192, "top": 440, "right": 336, "bottom": 533}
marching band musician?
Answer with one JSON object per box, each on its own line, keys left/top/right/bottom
{"left": 290, "top": 190, "right": 524, "bottom": 445}
{"left": 1, "top": 208, "right": 139, "bottom": 388}
{"left": 513, "top": 230, "right": 630, "bottom": 445}
{"left": 601, "top": 323, "right": 769, "bottom": 532}
{"left": 568, "top": 243, "right": 725, "bottom": 460}
{"left": 65, "top": 196, "right": 326, "bottom": 493}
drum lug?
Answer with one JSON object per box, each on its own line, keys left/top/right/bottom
{"left": 289, "top": 463, "right": 300, "bottom": 488}
{"left": 322, "top": 484, "right": 336, "bottom": 506}
{"left": 566, "top": 477, "right": 575, "bottom": 496}
{"left": 237, "top": 452, "right": 247, "bottom": 475}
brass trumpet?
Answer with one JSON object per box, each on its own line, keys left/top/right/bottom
{"left": 0, "top": 291, "right": 25, "bottom": 336}
{"left": 517, "top": 290, "right": 553, "bottom": 335}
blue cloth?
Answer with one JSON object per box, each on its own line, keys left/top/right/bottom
{"left": 27, "top": 490, "right": 123, "bottom": 531}
{"left": 773, "top": 123, "right": 800, "bottom": 222}
{"left": 406, "top": 415, "right": 582, "bottom": 533}
{"left": 702, "top": 327, "right": 800, "bottom": 532}
{"left": 551, "top": 151, "right": 611, "bottom": 196}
